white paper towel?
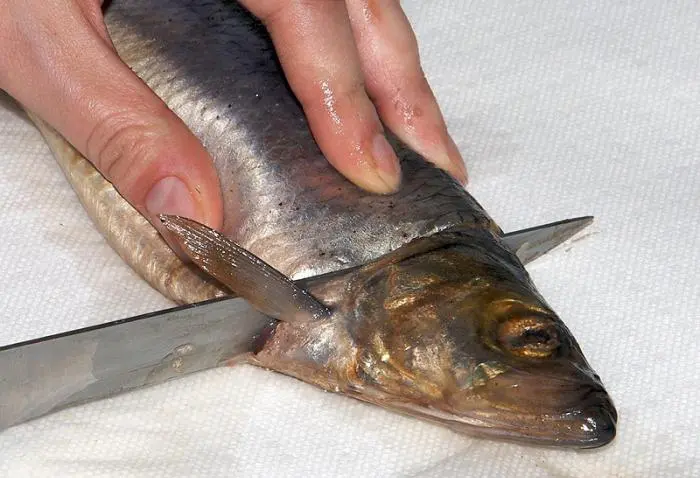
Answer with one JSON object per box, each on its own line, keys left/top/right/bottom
{"left": 1, "top": 0, "right": 698, "bottom": 476}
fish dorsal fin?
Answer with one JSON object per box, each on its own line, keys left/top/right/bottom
{"left": 160, "top": 215, "right": 330, "bottom": 324}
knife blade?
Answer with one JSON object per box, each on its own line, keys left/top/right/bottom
{"left": 0, "top": 296, "right": 271, "bottom": 429}
{"left": 503, "top": 216, "right": 594, "bottom": 264}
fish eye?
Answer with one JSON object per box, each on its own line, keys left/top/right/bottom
{"left": 497, "top": 315, "right": 561, "bottom": 358}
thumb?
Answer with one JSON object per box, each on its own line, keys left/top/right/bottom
{"left": 0, "top": 1, "right": 223, "bottom": 231}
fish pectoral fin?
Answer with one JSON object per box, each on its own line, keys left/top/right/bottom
{"left": 160, "top": 215, "right": 330, "bottom": 324}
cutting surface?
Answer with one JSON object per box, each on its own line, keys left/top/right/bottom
{"left": 1, "top": 1, "right": 698, "bottom": 476}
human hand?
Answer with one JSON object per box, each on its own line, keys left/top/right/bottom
{"left": 0, "top": 0, "right": 466, "bottom": 233}
{"left": 241, "top": 0, "right": 468, "bottom": 192}
{"left": 0, "top": 0, "right": 224, "bottom": 229}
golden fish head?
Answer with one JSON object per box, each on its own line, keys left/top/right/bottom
{"left": 334, "top": 229, "right": 616, "bottom": 448}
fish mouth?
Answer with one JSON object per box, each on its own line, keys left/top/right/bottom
{"left": 356, "top": 369, "right": 617, "bottom": 448}
{"left": 443, "top": 384, "right": 617, "bottom": 448}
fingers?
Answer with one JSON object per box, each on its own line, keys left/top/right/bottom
{"left": 241, "top": 0, "right": 466, "bottom": 191}
{"left": 241, "top": 0, "right": 401, "bottom": 194}
{"left": 0, "top": 0, "right": 223, "bottom": 230}
{"left": 345, "top": 0, "right": 467, "bottom": 184}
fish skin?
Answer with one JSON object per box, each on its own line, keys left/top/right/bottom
{"left": 27, "top": 0, "right": 616, "bottom": 447}
{"left": 104, "top": 1, "right": 495, "bottom": 281}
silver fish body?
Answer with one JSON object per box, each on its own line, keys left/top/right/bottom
{"left": 105, "top": 1, "right": 492, "bottom": 280}
{"left": 28, "top": 0, "right": 616, "bottom": 448}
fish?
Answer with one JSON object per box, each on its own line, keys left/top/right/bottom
{"left": 25, "top": 0, "right": 616, "bottom": 448}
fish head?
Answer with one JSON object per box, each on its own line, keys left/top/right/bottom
{"left": 338, "top": 227, "right": 616, "bottom": 448}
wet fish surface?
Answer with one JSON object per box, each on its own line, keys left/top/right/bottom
{"left": 26, "top": 0, "right": 617, "bottom": 447}
{"left": 107, "top": 2, "right": 491, "bottom": 280}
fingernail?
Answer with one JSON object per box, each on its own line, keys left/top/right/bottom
{"left": 145, "top": 176, "right": 197, "bottom": 220}
{"left": 369, "top": 133, "right": 401, "bottom": 193}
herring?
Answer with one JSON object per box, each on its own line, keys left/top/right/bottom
{"left": 26, "top": 0, "right": 616, "bottom": 448}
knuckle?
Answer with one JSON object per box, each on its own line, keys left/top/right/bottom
{"left": 319, "top": 77, "right": 367, "bottom": 111}
{"left": 339, "top": 78, "right": 367, "bottom": 104}
{"left": 85, "top": 110, "right": 167, "bottom": 183}
{"left": 298, "top": 76, "right": 367, "bottom": 118}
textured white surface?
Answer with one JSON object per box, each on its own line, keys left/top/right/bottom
{"left": 1, "top": 0, "right": 699, "bottom": 476}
